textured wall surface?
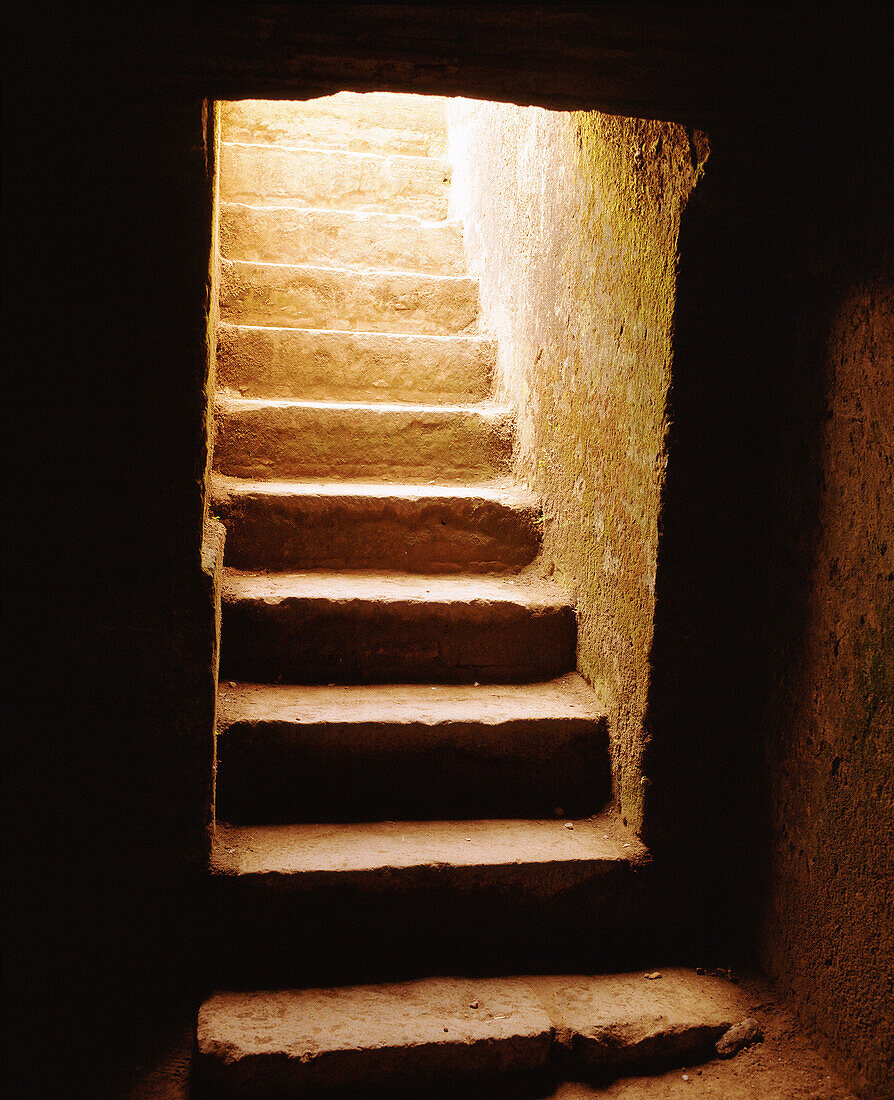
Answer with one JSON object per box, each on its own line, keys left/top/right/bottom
{"left": 761, "top": 278, "right": 893, "bottom": 1097}
{"left": 448, "top": 101, "right": 706, "bottom": 828}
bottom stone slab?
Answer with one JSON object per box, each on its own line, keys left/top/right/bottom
{"left": 197, "top": 969, "right": 751, "bottom": 1095}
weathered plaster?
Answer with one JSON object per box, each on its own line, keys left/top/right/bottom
{"left": 448, "top": 101, "right": 706, "bottom": 829}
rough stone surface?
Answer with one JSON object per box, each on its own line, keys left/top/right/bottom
{"left": 758, "top": 274, "right": 894, "bottom": 1095}
{"left": 219, "top": 259, "right": 479, "bottom": 334}
{"left": 448, "top": 101, "right": 706, "bottom": 830}
{"left": 153, "top": 9, "right": 865, "bottom": 125}
{"left": 196, "top": 969, "right": 750, "bottom": 1094}
{"left": 213, "top": 397, "right": 511, "bottom": 482}
{"left": 210, "top": 813, "right": 646, "bottom": 891}
{"left": 214, "top": 675, "right": 610, "bottom": 822}
{"left": 220, "top": 143, "right": 449, "bottom": 218}
{"left": 198, "top": 978, "right": 552, "bottom": 1094}
{"left": 219, "top": 569, "right": 577, "bottom": 684}
{"left": 220, "top": 204, "right": 466, "bottom": 274}
{"left": 716, "top": 1018, "right": 764, "bottom": 1058}
{"left": 220, "top": 94, "right": 449, "bottom": 157}
{"left": 211, "top": 476, "right": 540, "bottom": 572}
{"left": 216, "top": 323, "right": 494, "bottom": 403}
{"left": 130, "top": 974, "right": 858, "bottom": 1099}
{"left": 534, "top": 970, "right": 743, "bottom": 1070}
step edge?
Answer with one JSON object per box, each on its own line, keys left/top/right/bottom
{"left": 209, "top": 820, "right": 647, "bottom": 879}
{"left": 220, "top": 571, "right": 574, "bottom": 609}
{"left": 211, "top": 474, "right": 535, "bottom": 502}
{"left": 222, "top": 257, "right": 476, "bottom": 283}
{"left": 214, "top": 395, "right": 510, "bottom": 416}
{"left": 221, "top": 141, "right": 446, "bottom": 166}
{"left": 220, "top": 200, "right": 462, "bottom": 228}
{"left": 218, "top": 321, "right": 495, "bottom": 345}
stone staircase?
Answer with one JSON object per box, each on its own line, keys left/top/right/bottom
{"left": 198, "top": 93, "right": 730, "bottom": 1096}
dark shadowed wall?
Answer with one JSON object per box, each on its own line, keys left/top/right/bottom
{"left": 643, "top": 103, "right": 892, "bottom": 1097}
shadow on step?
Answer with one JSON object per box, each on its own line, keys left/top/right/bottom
{"left": 206, "top": 871, "right": 665, "bottom": 991}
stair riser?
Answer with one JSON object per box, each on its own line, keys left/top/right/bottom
{"left": 220, "top": 95, "right": 448, "bottom": 157}
{"left": 213, "top": 403, "right": 511, "bottom": 482}
{"left": 219, "top": 599, "right": 576, "bottom": 683}
{"left": 220, "top": 260, "right": 478, "bottom": 335}
{"left": 220, "top": 205, "right": 466, "bottom": 274}
{"left": 220, "top": 144, "right": 449, "bottom": 218}
{"left": 216, "top": 325, "right": 494, "bottom": 403}
{"left": 213, "top": 490, "right": 539, "bottom": 572}
{"left": 215, "top": 716, "right": 609, "bottom": 823}
{"left": 206, "top": 871, "right": 653, "bottom": 991}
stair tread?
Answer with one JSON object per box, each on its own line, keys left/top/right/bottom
{"left": 220, "top": 94, "right": 448, "bottom": 157}
{"left": 198, "top": 969, "right": 744, "bottom": 1091}
{"left": 213, "top": 675, "right": 609, "bottom": 824}
{"left": 219, "top": 258, "right": 478, "bottom": 335}
{"left": 212, "top": 475, "right": 533, "bottom": 502}
{"left": 215, "top": 395, "right": 507, "bottom": 415}
{"left": 221, "top": 200, "right": 459, "bottom": 227}
{"left": 222, "top": 569, "right": 572, "bottom": 608}
{"left": 211, "top": 813, "right": 645, "bottom": 877}
{"left": 226, "top": 257, "right": 473, "bottom": 281}
{"left": 216, "top": 323, "right": 494, "bottom": 403}
{"left": 217, "top": 673, "right": 601, "bottom": 726}
{"left": 221, "top": 140, "right": 443, "bottom": 163}
{"left": 219, "top": 203, "right": 466, "bottom": 274}
{"left": 221, "top": 321, "right": 492, "bottom": 343}
{"left": 219, "top": 143, "right": 449, "bottom": 218}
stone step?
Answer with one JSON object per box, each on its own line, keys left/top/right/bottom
{"left": 219, "top": 259, "right": 478, "bottom": 335}
{"left": 219, "top": 570, "right": 576, "bottom": 684}
{"left": 210, "top": 815, "right": 639, "bottom": 890}
{"left": 220, "top": 93, "right": 448, "bottom": 157}
{"left": 197, "top": 969, "right": 746, "bottom": 1096}
{"left": 216, "top": 324, "right": 494, "bottom": 404}
{"left": 212, "top": 398, "right": 512, "bottom": 482}
{"left": 211, "top": 476, "right": 540, "bottom": 572}
{"left": 220, "top": 204, "right": 466, "bottom": 274}
{"left": 214, "top": 675, "right": 610, "bottom": 823}
{"left": 207, "top": 813, "right": 649, "bottom": 988}
{"left": 219, "top": 143, "right": 449, "bottom": 218}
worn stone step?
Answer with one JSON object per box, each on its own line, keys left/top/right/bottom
{"left": 211, "top": 477, "right": 540, "bottom": 572}
{"left": 207, "top": 813, "right": 649, "bottom": 988}
{"left": 211, "top": 814, "right": 643, "bottom": 890}
{"left": 219, "top": 259, "right": 478, "bottom": 335}
{"left": 220, "top": 204, "right": 466, "bottom": 274}
{"left": 219, "top": 144, "right": 449, "bottom": 218}
{"left": 219, "top": 570, "right": 576, "bottom": 684}
{"left": 197, "top": 969, "right": 747, "bottom": 1096}
{"left": 214, "top": 675, "right": 610, "bottom": 823}
{"left": 216, "top": 324, "right": 494, "bottom": 403}
{"left": 220, "top": 93, "right": 448, "bottom": 157}
{"left": 212, "top": 398, "right": 512, "bottom": 482}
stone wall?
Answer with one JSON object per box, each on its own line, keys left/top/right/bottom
{"left": 447, "top": 101, "right": 705, "bottom": 829}
{"left": 639, "top": 111, "right": 892, "bottom": 1097}
{"left": 761, "top": 277, "right": 893, "bottom": 1095}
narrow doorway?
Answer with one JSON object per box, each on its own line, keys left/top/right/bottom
{"left": 209, "top": 92, "right": 610, "bottom": 831}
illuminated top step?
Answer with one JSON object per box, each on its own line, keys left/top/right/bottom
{"left": 220, "top": 93, "right": 449, "bottom": 157}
